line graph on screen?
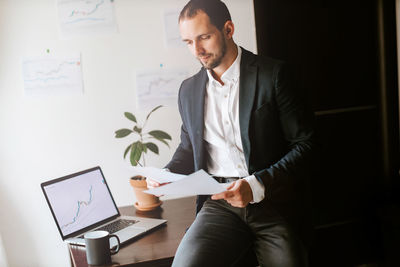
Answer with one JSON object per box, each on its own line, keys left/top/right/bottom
{"left": 61, "top": 185, "right": 93, "bottom": 230}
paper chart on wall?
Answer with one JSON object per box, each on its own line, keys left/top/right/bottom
{"left": 136, "top": 69, "right": 189, "bottom": 111}
{"left": 163, "top": 9, "right": 185, "bottom": 48}
{"left": 57, "top": 0, "right": 118, "bottom": 38}
{"left": 22, "top": 53, "right": 83, "bottom": 96}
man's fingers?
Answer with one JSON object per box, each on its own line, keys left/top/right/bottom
{"left": 212, "top": 180, "right": 252, "bottom": 208}
{"left": 145, "top": 179, "right": 168, "bottom": 197}
{"left": 212, "top": 190, "right": 235, "bottom": 200}
{"left": 146, "top": 179, "right": 160, "bottom": 189}
{"left": 225, "top": 181, "right": 236, "bottom": 190}
{"left": 146, "top": 178, "right": 170, "bottom": 189}
{"left": 211, "top": 192, "right": 225, "bottom": 200}
{"left": 212, "top": 182, "right": 237, "bottom": 199}
{"left": 225, "top": 197, "right": 245, "bottom": 208}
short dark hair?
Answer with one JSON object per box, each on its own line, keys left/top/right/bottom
{"left": 179, "top": 0, "right": 232, "bottom": 31}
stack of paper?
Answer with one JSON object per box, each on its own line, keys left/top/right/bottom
{"left": 133, "top": 166, "right": 185, "bottom": 183}
{"left": 133, "top": 167, "right": 227, "bottom": 197}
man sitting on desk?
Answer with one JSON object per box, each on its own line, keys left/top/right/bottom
{"left": 147, "top": 0, "right": 315, "bottom": 266}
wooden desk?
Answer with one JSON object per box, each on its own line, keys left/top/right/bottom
{"left": 68, "top": 197, "right": 196, "bottom": 267}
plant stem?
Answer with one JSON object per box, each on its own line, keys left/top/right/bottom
{"left": 143, "top": 119, "right": 148, "bottom": 130}
{"left": 139, "top": 132, "right": 146, "bottom": 167}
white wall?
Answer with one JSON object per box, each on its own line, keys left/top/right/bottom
{"left": 0, "top": 0, "right": 257, "bottom": 266}
{"left": 0, "top": 234, "right": 8, "bottom": 267}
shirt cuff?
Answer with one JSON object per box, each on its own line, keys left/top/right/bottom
{"left": 244, "top": 175, "right": 265, "bottom": 204}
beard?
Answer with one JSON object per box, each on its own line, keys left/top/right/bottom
{"left": 198, "top": 37, "right": 227, "bottom": 70}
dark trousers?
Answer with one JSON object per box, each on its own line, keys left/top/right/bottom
{"left": 172, "top": 198, "right": 308, "bottom": 267}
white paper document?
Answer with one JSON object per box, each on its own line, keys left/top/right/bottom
{"left": 135, "top": 69, "right": 189, "bottom": 111}
{"left": 133, "top": 166, "right": 186, "bottom": 184}
{"left": 22, "top": 53, "right": 83, "bottom": 96}
{"left": 144, "top": 170, "right": 227, "bottom": 197}
{"left": 57, "top": 0, "right": 118, "bottom": 38}
{"left": 163, "top": 9, "right": 186, "bottom": 48}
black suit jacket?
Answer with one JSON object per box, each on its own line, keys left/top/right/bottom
{"left": 166, "top": 47, "right": 315, "bottom": 221}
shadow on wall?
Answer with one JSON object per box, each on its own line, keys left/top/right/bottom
{"left": 0, "top": 180, "right": 39, "bottom": 267}
{"left": 0, "top": 234, "right": 8, "bottom": 267}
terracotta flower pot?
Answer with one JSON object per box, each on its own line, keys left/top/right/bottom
{"left": 130, "top": 176, "right": 162, "bottom": 211}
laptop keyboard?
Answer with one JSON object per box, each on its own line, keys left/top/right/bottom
{"left": 96, "top": 219, "right": 139, "bottom": 234}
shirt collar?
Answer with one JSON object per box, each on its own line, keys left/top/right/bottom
{"left": 206, "top": 45, "right": 241, "bottom": 85}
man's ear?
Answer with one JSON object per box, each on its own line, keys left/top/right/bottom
{"left": 224, "top": 21, "right": 234, "bottom": 39}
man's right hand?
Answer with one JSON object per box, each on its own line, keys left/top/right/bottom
{"left": 146, "top": 178, "right": 167, "bottom": 189}
{"left": 146, "top": 178, "right": 170, "bottom": 197}
{"left": 146, "top": 168, "right": 172, "bottom": 189}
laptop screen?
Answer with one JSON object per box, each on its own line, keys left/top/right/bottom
{"left": 41, "top": 167, "right": 119, "bottom": 239}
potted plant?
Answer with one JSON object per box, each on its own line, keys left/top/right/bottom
{"left": 115, "top": 105, "right": 172, "bottom": 211}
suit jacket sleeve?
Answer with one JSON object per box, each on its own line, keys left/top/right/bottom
{"left": 253, "top": 62, "right": 315, "bottom": 203}
{"left": 165, "top": 83, "right": 195, "bottom": 175}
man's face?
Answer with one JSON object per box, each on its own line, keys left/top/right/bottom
{"left": 179, "top": 11, "right": 227, "bottom": 70}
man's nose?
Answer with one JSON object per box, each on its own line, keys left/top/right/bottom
{"left": 193, "top": 42, "right": 204, "bottom": 56}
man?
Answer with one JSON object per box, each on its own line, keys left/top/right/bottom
{"left": 148, "top": 0, "right": 315, "bottom": 266}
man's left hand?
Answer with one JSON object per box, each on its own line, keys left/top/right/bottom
{"left": 211, "top": 179, "right": 253, "bottom": 208}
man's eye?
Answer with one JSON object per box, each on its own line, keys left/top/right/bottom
{"left": 201, "top": 35, "right": 210, "bottom": 40}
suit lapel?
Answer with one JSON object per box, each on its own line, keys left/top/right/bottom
{"left": 191, "top": 69, "right": 208, "bottom": 170}
{"left": 239, "top": 48, "right": 258, "bottom": 169}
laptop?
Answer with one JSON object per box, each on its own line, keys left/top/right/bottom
{"left": 41, "top": 166, "right": 167, "bottom": 248}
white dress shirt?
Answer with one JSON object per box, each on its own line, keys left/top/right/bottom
{"left": 203, "top": 46, "right": 265, "bottom": 203}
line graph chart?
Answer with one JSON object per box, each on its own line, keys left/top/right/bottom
{"left": 139, "top": 77, "right": 176, "bottom": 97}
{"left": 136, "top": 70, "right": 189, "bottom": 110}
{"left": 61, "top": 185, "right": 93, "bottom": 230}
{"left": 43, "top": 169, "right": 119, "bottom": 236}
{"left": 22, "top": 54, "right": 83, "bottom": 96}
{"left": 69, "top": 0, "right": 104, "bottom": 18}
{"left": 57, "top": 0, "right": 117, "bottom": 37}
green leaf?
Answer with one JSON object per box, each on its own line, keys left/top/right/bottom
{"left": 133, "top": 126, "right": 142, "bottom": 134}
{"left": 115, "top": 129, "right": 133, "bottom": 138}
{"left": 130, "top": 142, "right": 143, "bottom": 166}
{"left": 146, "top": 105, "right": 163, "bottom": 121}
{"left": 123, "top": 144, "right": 131, "bottom": 159}
{"left": 152, "top": 137, "right": 170, "bottom": 148}
{"left": 145, "top": 142, "right": 159, "bottom": 154}
{"left": 148, "top": 130, "right": 172, "bottom": 140}
{"left": 124, "top": 112, "right": 137, "bottom": 123}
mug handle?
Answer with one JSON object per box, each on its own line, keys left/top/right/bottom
{"left": 109, "top": 234, "right": 120, "bottom": 255}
